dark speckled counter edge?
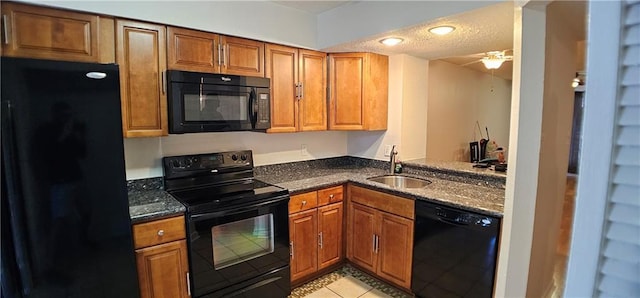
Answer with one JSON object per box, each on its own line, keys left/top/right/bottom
{"left": 128, "top": 156, "right": 505, "bottom": 222}
{"left": 127, "top": 177, "right": 186, "bottom": 224}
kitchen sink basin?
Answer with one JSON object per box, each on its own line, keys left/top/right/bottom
{"left": 367, "top": 175, "right": 432, "bottom": 189}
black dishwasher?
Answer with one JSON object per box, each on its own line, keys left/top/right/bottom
{"left": 412, "top": 200, "right": 501, "bottom": 298}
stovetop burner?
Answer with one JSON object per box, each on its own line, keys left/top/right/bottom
{"left": 162, "top": 150, "right": 289, "bottom": 214}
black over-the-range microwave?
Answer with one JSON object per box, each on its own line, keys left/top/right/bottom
{"left": 167, "top": 70, "right": 271, "bottom": 133}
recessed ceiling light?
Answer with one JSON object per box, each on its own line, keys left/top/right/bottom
{"left": 429, "top": 26, "right": 456, "bottom": 35}
{"left": 379, "top": 37, "right": 404, "bottom": 46}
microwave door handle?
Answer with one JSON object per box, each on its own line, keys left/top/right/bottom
{"left": 249, "top": 91, "right": 257, "bottom": 126}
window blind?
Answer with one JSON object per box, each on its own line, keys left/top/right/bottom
{"left": 596, "top": 0, "right": 640, "bottom": 296}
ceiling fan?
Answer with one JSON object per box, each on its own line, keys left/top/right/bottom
{"left": 461, "top": 50, "right": 513, "bottom": 70}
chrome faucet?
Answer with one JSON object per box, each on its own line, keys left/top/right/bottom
{"left": 389, "top": 145, "right": 398, "bottom": 174}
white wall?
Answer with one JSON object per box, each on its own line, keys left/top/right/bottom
{"left": 565, "top": 1, "right": 623, "bottom": 295}
{"left": 426, "top": 60, "right": 512, "bottom": 162}
{"left": 316, "top": 1, "right": 500, "bottom": 49}
{"left": 526, "top": 2, "right": 578, "bottom": 296}
{"left": 494, "top": 2, "right": 547, "bottom": 297}
{"left": 400, "top": 55, "right": 429, "bottom": 161}
{"left": 18, "top": 0, "right": 317, "bottom": 48}
{"left": 124, "top": 131, "right": 348, "bottom": 179}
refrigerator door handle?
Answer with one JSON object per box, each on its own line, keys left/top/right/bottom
{"left": 1, "top": 100, "right": 35, "bottom": 295}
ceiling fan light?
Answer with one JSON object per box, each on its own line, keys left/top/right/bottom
{"left": 481, "top": 57, "right": 504, "bottom": 69}
{"left": 429, "top": 26, "right": 456, "bottom": 35}
{"left": 379, "top": 37, "right": 404, "bottom": 46}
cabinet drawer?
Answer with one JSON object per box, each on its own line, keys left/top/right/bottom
{"left": 349, "top": 185, "right": 414, "bottom": 219}
{"left": 133, "top": 215, "right": 185, "bottom": 249}
{"left": 289, "top": 191, "right": 318, "bottom": 214}
{"left": 318, "top": 185, "right": 343, "bottom": 206}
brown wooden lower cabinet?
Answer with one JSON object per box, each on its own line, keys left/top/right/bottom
{"left": 377, "top": 211, "right": 414, "bottom": 289}
{"left": 347, "top": 185, "right": 414, "bottom": 290}
{"left": 289, "top": 208, "right": 318, "bottom": 281}
{"left": 136, "top": 240, "right": 190, "bottom": 298}
{"left": 132, "top": 215, "right": 190, "bottom": 298}
{"left": 289, "top": 186, "right": 344, "bottom": 284}
{"left": 317, "top": 203, "right": 344, "bottom": 269}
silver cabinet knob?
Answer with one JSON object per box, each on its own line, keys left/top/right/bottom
{"left": 302, "top": 200, "right": 307, "bottom": 206}
{"left": 329, "top": 194, "right": 334, "bottom": 199}
{"left": 157, "top": 229, "right": 165, "bottom": 236}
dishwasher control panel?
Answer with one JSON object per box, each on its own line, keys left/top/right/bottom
{"left": 427, "top": 202, "right": 499, "bottom": 230}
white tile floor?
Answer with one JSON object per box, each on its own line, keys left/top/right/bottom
{"left": 303, "top": 276, "right": 392, "bottom": 298}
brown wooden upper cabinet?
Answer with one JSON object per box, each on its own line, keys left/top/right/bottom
{"left": 328, "top": 53, "right": 388, "bottom": 131}
{"left": 116, "top": 19, "right": 168, "bottom": 138}
{"left": 0, "top": 2, "right": 115, "bottom": 63}
{"left": 265, "top": 44, "right": 327, "bottom": 133}
{"left": 167, "top": 26, "right": 264, "bottom": 77}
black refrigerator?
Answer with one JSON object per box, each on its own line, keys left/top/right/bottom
{"left": 1, "top": 57, "right": 140, "bottom": 297}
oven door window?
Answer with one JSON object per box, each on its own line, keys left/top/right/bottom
{"left": 211, "top": 214, "right": 274, "bottom": 270}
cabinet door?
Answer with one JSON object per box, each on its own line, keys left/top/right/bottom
{"left": 167, "top": 27, "right": 219, "bottom": 73}
{"left": 318, "top": 202, "right": 343, "bottom": 270}
{"left": 329, "top": 53, "right": 364, "bottom": 130}
{"left": 116, "top": 20, "right": 168, "bottom": 137}
{"left": 136, "top": 240, "right": 190, "bottom": 298}
{"left": 347, "top": 202, "right": 377, "bottom": 272}
{"left": 362, "top": 53, "right": 388, "bottom": 130}
{"left": 1, "top": 2, "right": 103, "bottom": 62}
{"left": 377, "top": 212, "right": 414, "bottom": 290}
{"left": 220, "top": 36, "right": 264, "bottom": 77}
{"left": 265, "top": 44, "right": 298, "bottom": 133}
{"left": 289, "top": 209, "right": 318, "bottom": 282}
{"left": 298, "top": 49, "right": 327, "bottom": 131}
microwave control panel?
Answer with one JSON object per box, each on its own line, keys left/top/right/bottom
{"left": 258, "top": 93, "right": 269, "bottom": 123}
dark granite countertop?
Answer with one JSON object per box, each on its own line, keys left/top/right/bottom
{"left": 127, "top": 178, "right": 185, "bottom": 224}
{"left": 403, "top": 159, "right": 507, "bottom": 179}
{"left": 126, "top": 156, "right": 506, "bottom": 222}
{"left": 255, "top": 165, "right": 505, "bottom": 217}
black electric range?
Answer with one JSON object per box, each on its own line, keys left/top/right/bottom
{"left": 163, "top": 150, "right": 291, "bottom": 298}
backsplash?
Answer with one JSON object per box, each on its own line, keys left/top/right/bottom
{"left": 126, "top": 156, "right": 505, "bottom": 190}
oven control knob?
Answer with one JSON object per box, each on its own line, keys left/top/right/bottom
{"left": 231, "top": 154, "right": 238, "bottom": 161}
{"left": 240, "top": 155, "right": 247, "bottom": 161}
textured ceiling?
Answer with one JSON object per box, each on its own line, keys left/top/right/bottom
{"left": 320, "top": 1, "right": 515, "bottom": 79}
{"left": 321, "top": 1, "right": 514, "bottom": 60}
{"left": 273, "top": 1, "right": 585, "bottom": 82}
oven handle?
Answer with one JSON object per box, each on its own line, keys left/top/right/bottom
{"left": 190, "top": 195, "right": 289, "bottom": 221}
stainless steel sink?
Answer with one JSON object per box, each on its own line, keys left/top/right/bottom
{"left": 367, "top": 175, "right": 432, "bottom": 189}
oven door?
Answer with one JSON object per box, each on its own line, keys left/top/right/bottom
{"left": 187, "top": 195, "right": 290, "bottom": 297}
{"left": 169, "top": 81, "right": 256, "bottom": 133}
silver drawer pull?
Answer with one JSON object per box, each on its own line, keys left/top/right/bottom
{"left": 157, "top": 229, "right": 165, "bottom": 236}
{"left": 329, "top": 194, "right": 334, "bottom": 199}
{"left": 301, "top": 200, "right": 307, "bottom": 206}
{"left": 2, "top": 15, "right": 9, "bottom": 45}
